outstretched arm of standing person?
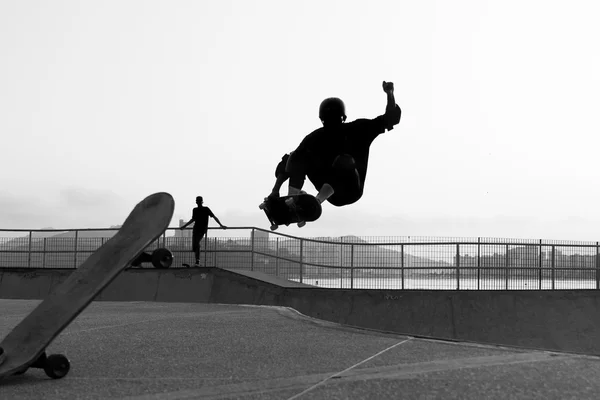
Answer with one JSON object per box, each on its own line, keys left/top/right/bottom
{"left": 382, "top": 81, "right": 401, "bottom": 131}
{"left": 180, "top": 217, "right": 194, "bottom": 230}
{"left": 208, "top": 209, "right": 227, "bottom": 229}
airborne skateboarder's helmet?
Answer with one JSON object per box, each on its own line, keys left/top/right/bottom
{"left": 318, "top": 97, "right": 346, "bottom": 123}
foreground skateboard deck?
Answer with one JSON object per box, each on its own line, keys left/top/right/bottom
{"left": 259, "top": 193, "right": 322, "bottom": 230}
{"left": 0, "top": 192, "right": 175, "bottom": 381}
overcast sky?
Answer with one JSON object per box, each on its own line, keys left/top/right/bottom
{"left": 1, "top": 1, "right": 599, "bottom": 240}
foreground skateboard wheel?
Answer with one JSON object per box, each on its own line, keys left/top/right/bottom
{"left": 297, "top": 221, "right": 306, "bottom": 228}
{"left": 270, "top": 224, "right": 278, "bottom": 231}
{"left": 29, "top": 352, "right": 70, "bottom": 379}
{"left": 43, "top": 354, "right": 70, "bottom": 379}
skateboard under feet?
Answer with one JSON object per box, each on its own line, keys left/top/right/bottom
{"left": 259, "top": 196, "right": 305, "bottom": 230}
{"left": 0, "top": 192, "right": 175, "bottom": 382}
{"left": 259, "top": 184, "right": 334, "bottom": 231}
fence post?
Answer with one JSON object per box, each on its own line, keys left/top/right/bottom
{"left": 250, "top": 229, "right": 255, "bottom": 271}
{"left": 73, "top": 230, "right": 79, "bottom": 269}
{"left": 299, "top": 239, "right": 304, "bottom": 283}
{"left": 339, "top": 237, "right": 343, "bottom": 287}
{"left": 539, "top": 240, "right": 543, "bottom": 290}
{"left": 456, "top": 244, "right": 460, "bottom": 290}
{"left": 401, "top": 244, "right": 404, "bottom": 290}
{"left": 42, "top": 238, "right": 47, "bottom": 269}
{"left": 213, "top": 238, "right": 217, "bottom": 268}
{"left": 551, "top": 245, "right": 556, "bottom": 290}
{"left": 596, "top": 242, "right": 600, "bottom": 290}
{"left": 505, "top": 244, "right": 509, "bottom": 290}
{"left": 27, "top": 231, "right": 32, "bottom": 268}
{"left": 204, "top": 230, "right": 209, "bottom": 267}
{"left": 350, "top": 244, "right": 354, "bottom": 289}
{"left": 477, "top": 238, "right": 481, "bottom": 290}
{"left": 275, "top": 237, "right": 279, "bottom": 277}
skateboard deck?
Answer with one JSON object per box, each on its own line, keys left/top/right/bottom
{"left": 0, "top": 192, "right": 175, "bottom": 381}
{"left": 259, "top": 193, "right": 322, "bottom": 230}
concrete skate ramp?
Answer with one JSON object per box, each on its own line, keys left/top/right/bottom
{"left": 281, "top": 288, "right": 600, "bottom": 356}
{"left": 2, "top": 267, "right": 600, "bottom": 355}
{"left": 0, "top": 267, "right": 310, "bottom": 303}
{"left": 205, "top": 268, "right": 600, "bottom": 356}
{"left": 0, "top": 268, "right": 214, "bottom": 303}
{"left": 0, "top": 269, "right": 70, "bottom": 299}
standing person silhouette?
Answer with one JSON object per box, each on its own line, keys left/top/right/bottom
{"left": 269, "top": 81, "right": 401, "bottom": 207}
{"left": 180, "top": 196, "right": 227, "bottom": 266}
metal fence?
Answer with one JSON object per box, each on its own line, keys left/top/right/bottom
{"left": 1, "top": 227, "right": 599, "bottom": 290}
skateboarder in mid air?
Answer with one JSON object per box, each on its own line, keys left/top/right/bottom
{"left": 269, "top": 81, "right": 402, "bottom": 207}
{"left": 180, "top": 196, "right": 227, "bottom": 266}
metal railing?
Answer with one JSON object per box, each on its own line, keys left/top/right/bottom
{"left": 1, "top": 227, "right": 599, "bottom": 290}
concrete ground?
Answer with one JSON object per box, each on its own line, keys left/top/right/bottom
{"left": 1, "top": 300, "right": 600, "bottom": 400}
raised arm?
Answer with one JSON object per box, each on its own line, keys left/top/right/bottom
{"left": 382, "top": 81, "right": 401, "bottom": 131}
{"left": 180, "top": 217, "right": 194, "bottom": 230}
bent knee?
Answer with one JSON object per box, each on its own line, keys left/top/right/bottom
{"left": 327, "top": 195, "right": 360, "bottom": 207}
{"left": 285, "top": 151, "right": 308, "bottom": 176}
{"left": 327, "top": 189, "right": 362, "bottom": 207}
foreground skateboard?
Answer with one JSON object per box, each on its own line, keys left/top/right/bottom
{"left": 0, "top": 192, "right": 175, "bottom": 381}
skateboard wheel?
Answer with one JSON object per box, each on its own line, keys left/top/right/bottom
{"left": 284, "top": 198, "right": 294, "bottom": 206}
{"left": 270, "top": 224, "right": 278, "bottom": 231}
{"left": 259, "top": 203, "right": 266, "bottom": 210}
{"left": 44, "top": 354, "right": 70, "bottom": 379}
{"left": 297, "top": 221, "right": 306, "bottom": 228}
{"left": 151, "top": 248, "right": 173, "bottom": 269}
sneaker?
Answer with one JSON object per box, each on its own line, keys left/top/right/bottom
{"left": 316, "top": 183, "right": 335, "bottom": 203}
